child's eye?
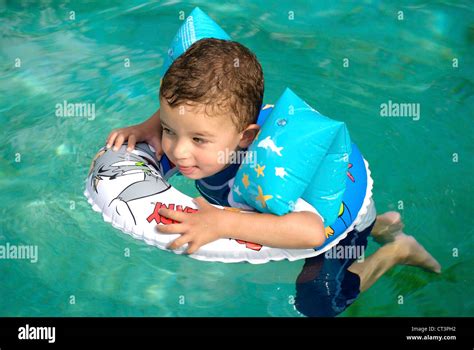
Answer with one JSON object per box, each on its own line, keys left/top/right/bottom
{"left": 163, "top": 128, "right": 175, "bottom": 136}
{"left": 193, "top": 137, "right": 206, "bottom": 144}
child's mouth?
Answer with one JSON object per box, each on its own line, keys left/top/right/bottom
{"left": 178, "top": 165, "right": 198, "bottom": 175}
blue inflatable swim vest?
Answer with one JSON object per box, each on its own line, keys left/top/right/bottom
{"left": 246, "top": 104, "right": 371, "bottom": 251}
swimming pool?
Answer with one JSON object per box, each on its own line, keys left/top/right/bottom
{"left": 1, "top": 0, "right": 473, "bottom": 316}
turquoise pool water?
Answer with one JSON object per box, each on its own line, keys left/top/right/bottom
{"left": 1, "top": 0, "right": 473, "bottom": 317}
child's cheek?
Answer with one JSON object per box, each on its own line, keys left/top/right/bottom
{"left": 161, "top": 138, "right": 171, "bottom": 157}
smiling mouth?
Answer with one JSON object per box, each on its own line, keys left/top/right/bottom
{"left": 178, "top": 165, "right": 198, "bottom": 174}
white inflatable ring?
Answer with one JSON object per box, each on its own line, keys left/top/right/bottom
{"left": 84, "top": 143, "right": 371, "bottom": 264}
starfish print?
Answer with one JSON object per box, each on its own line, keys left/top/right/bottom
{"left": 254, "top": 164, "right": 265, "bottom": 177}
{"left": 255, "top": 185, "right": 273, "bottom": 208}
{"left": 242, "top": 173, "right": 250, "bottom": 189}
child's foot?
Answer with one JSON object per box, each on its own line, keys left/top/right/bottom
{"left": 371, "top": 211, "right": 404, "bottom": 245}
{"left": 392, "top": 234, "right": 441, "bottom": 273}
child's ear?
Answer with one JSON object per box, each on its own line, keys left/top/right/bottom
{"left": 238, "top": 124, "right": 260, "bottom": 148}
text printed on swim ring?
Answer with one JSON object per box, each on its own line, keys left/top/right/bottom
{"left": 147, "top": 202, "right": 198, "bottom": 225}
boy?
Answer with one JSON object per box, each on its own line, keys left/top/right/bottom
{"left": 106, "top": 38, "right": 440, "bottom": 316}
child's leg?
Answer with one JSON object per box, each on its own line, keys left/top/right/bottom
{"left": 371, "top": 211, "right": 404, "bottom": 244}
{"left": 294, "top": 224, "right": 374, "bottom": 317}
{"left": 348, "top": 229, "right": 441, "bottom": 292}
{"left": 295, "top": 213, "right": 441, "bottom": 317}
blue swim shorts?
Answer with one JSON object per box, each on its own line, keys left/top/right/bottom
{"left": 294, "top": 220, "right": 376, "bottom": 317}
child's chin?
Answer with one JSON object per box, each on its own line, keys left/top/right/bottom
{"left": 181, "top": 171, "right": 203, "bottom": 180}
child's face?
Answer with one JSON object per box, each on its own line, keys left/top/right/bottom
{"left": 160, "top": 99, "right": 258, "bottom": 179}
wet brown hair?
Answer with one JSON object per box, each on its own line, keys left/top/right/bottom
{"left": 159, "top": 38, "right": 264, "bottom": 132}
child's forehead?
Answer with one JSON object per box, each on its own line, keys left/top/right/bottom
{"left": 161, "top": 101, "right": 238, "bottom": 134}
{"left": 161, "top": 98, "right": 223, "bottom": 116}
{"left": 181, "top": 101, "right": 229, "bottom": 118}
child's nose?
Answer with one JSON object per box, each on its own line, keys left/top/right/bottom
{"left": 172, "top": 140, "right": 191, "bottom": 160}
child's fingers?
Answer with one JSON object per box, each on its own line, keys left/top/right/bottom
{"left": 113, "top": 134, "right": 125, "bottom": 151}
{"left": 158, "top": 208, "right": 188, "bottom": 222}
{"left": 127, "top": 134, "right": 137, "bottom": 151}
{"left": 168, "top": 235, "right": 191, "bottom": 250}
{"left": 106, "top": 131, "right": 118, "bottom": 148}
{"left": 157, "top": 223, "right": 185, "bottom": 234}
{"left": 185, "top": 242, "right": 201, "bottom": 255}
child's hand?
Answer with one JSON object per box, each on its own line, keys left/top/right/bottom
{"left": 106, "top": 124, "right": 163, "bottom": 158}
{"left": 157, "top": 197, "right": 225, "bottom": 254}
{"left": 105, "top": 108, "right": 163, "bottom": 158}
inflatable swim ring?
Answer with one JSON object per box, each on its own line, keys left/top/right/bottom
{"left": 84, "top": 105, "right": 373, "bottom": 264}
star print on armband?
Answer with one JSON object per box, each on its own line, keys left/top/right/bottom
{"left": 255, "top": 185, "right": 273, "bottom": 208}
{"left": 254, "top": 163, "right": 265, "bottom": 177}
{"left": 325, "top": 226, "right": 335, "bottom": 238}
{"left": 241, "top": 173, "right": 250, "bottom": 189}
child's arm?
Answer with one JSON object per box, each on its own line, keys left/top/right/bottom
{"left": 158, "top": 197, "right": 326, "bottom": 254}
{"left": 106, "top": 108, "right": 162, "bottom": 157}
